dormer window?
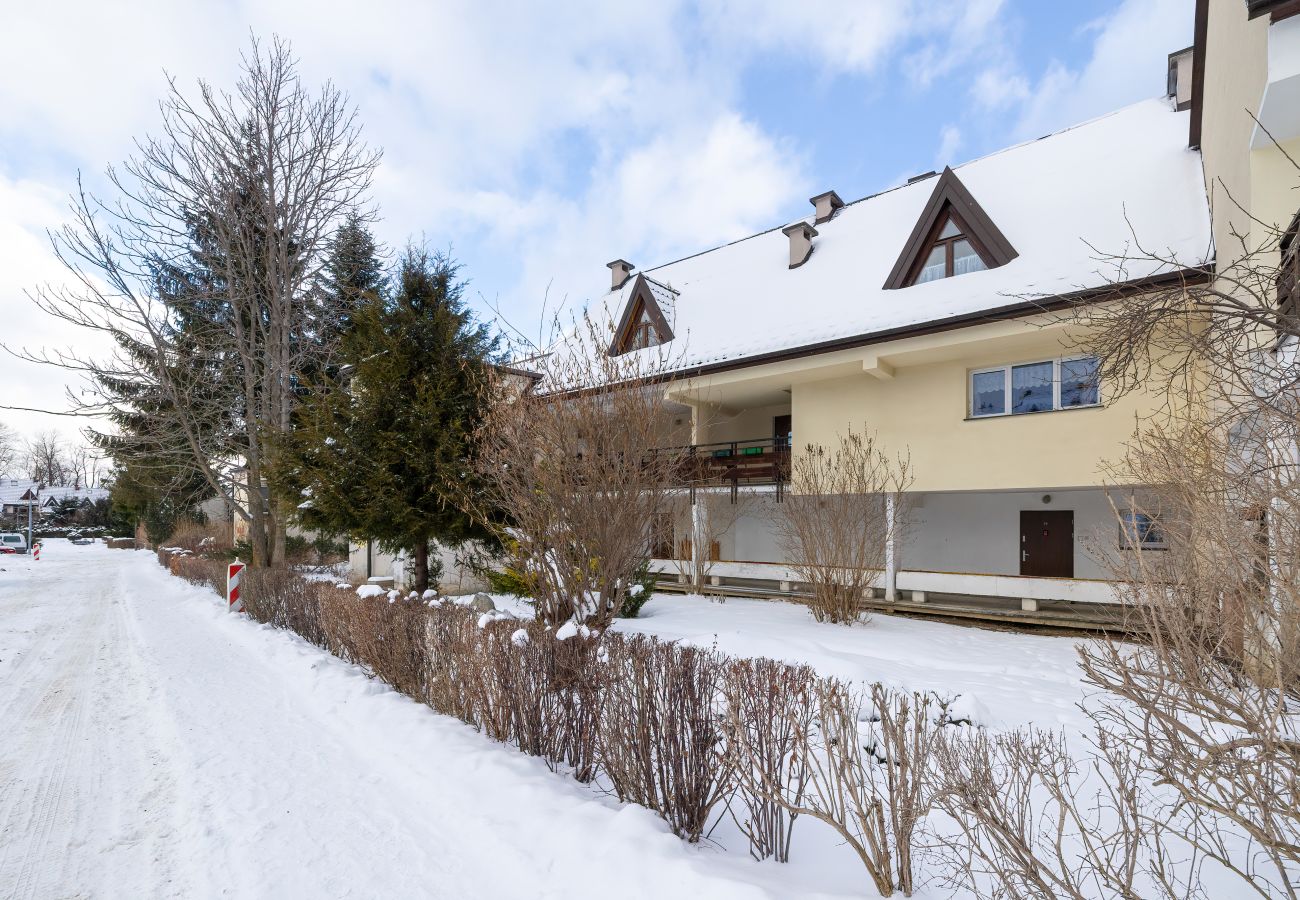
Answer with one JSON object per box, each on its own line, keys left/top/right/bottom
{"left": 609, "top": 273, "right": 675, "bottom": 356}
{"left": 914, "top": 216, "right": 990, "bottom": 285}
{"left": 883, "top": 167, "right": 1017, "bottom": 290}
{"left": 624, "top": 300, "right": 664, "bottom": 351}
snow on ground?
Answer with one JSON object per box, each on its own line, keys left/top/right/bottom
{"left": 0, "top": 543, "right": 1102, "bottom": 898}
{"left": 493, "top": 592, "right": 1095, "bottom": 732}
{"left": 0, "top": 542, "right": 872, "bottom": 899}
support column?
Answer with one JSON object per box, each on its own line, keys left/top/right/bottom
{"left": 691, "top": 497, "right": 709, "bottom": 590}
{"left": 884, "top": 494, "right": 898, "bottom": 602}
{"left": 1021, "top": 598, "right": 1040, "bottom": 612}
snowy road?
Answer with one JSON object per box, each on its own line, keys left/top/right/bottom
{"left": 0, "top": 543, "right": 849, "bottom": 900}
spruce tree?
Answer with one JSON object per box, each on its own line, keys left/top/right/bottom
{"left": 276, "top": 246, "right": 498, "bottom": 591}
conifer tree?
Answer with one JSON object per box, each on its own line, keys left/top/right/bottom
{"left": 277, "top": 246, "right": 498, "bottom": 591}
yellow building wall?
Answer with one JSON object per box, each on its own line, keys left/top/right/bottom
{"left": 674, "top": 310, "right": 1193, "bottom": 495}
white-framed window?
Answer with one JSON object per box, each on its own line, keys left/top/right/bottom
{"left": 1119, "top": 510, "right": 1167, "bottom": 550}
{"left": 968, "top": 355, "right": 1101, "bottom": 418}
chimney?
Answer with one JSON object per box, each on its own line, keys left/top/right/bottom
{"left": 809, "top": 190, "right": 844, "bottom": 225}
{"left": 607, "top": 259, "right": 634, "bottom": 291}
{"left": 1167, "top": 46, "right": 1193, "bottom": 111}
{"left": 781, "top": 222, "right": 818, "bottom": 269}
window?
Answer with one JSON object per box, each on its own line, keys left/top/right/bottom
{"left": 1119, "top": 511, "right": 1166, "bottom": 550}
{"left": 969, "top": 355, "right": 1102, "bottom": 418}
{"left": 882, "top": 168, "right": 1018, "bottom": 290}
{"left": 909, "top": 213, "right": 989, "bottom": 286}
{"left": 626, "top": 306, "right": 662, "bottom": 351}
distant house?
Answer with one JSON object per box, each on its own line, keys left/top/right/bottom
{"left": 0, "top": 480, "right": 41, "bottom": 527}
{"left": 0, "top": 479, "right": 109, "bottom": 527}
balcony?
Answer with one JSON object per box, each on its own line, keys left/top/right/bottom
{"left": 662, "top": 436, "right": 791, "bottom": 498}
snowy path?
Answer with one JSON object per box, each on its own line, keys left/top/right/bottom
{"left": 0, "top": 544, "right": 852, "bottom": 900}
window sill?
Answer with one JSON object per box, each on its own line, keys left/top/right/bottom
{"left": 965, "top": 403, "right": 1103, "bottom": 422}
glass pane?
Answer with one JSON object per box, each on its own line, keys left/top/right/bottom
{"left": 952, "top": 239, "right": 987, "bottom": 275}
{"left": 971, "top": 370, "right": 1006, "bottom": 416}
{"left": 1011, "top": 361, "right": 1053, "bottom": 414}
{"left": 1060, "top": 356, "right": 1099, "bottom": 407}
{"left": 1122, "top": 511, "right": 1164, "bottom": 548}
{"left": 939, "top": 219, "right": 960, "bottom": 239}
{"left": 915, "top": 245, "right": 946, "bottom": 283}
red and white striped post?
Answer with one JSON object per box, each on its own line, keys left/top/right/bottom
{"left": 226, "top": 560, "right": 245, "bottom": 613}
{"left": 32, "top": 541, "right": 40, "bottom": 561}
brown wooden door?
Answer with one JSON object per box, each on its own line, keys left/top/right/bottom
{"left": 774, "top": 414, "right": 792, "bottom": 449}
{"left": 1020, "top": 510, "right": 1073, "bottom": 578}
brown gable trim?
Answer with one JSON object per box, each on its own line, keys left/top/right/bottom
{"left": 674, "top": 267, "right": 1211, "bottom": 381}
{"left": 609, "top": 274, "right": 675, "bottom": 356}
{"left": 1249, "top": 0, "right": 1300, "bottom": 20}
{"left": 1189, "top": 0, "right": 1209, "bottom": 149}
{"left": 882, "top": 167, "right": 1018, "bottom": 290}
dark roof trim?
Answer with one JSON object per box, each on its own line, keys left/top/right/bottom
{"left": 1248, "top": 0, "right": 1300, "bottom": 20}
{"left": 882, "top": 167, "right": 1018, "bottom": 290}
{"left": 673, "top": 267, "right": 1211, "bottom": 381}
{"left": 1189, "top": 0, "right": 1209, "bottom": 149}
{"left": 609, "top": 274, "right": 675, "bottom": 356}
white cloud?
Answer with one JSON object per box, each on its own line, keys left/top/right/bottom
{"left": 935, "top": 125, "right": 963, "bottom": 167}
{"left": 971, "top": 66, "right": 1031, "bottom": 110}
{"left": 1008, "top": 0, "right": 1191, "bottom": 140}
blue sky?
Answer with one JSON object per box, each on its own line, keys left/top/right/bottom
{"left": 0, "top": 0, "right": 1191, "bottom": 442}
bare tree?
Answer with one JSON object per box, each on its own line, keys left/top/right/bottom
{"left": 669, "top": 491, "right": 755, "bottom": 592}
{"left": 24, "top": 431, "right": 68, "bottom": 485}
{"left": 0, "top": 422, "right": 22, "bottom": 478}
{"left": 13, "top": 36, "right": 379, "bottom": 566}
{"left": 775, "top": 428, "right": 912, "bottom": 624}
{"left": 473, "top": 314, "right": 686, "bottom": 628}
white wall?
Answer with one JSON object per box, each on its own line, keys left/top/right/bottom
{"left": 902, "top": 489, "right": 1118, "bottom": 580}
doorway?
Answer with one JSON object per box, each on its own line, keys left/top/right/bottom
{"left": 774, "top": 414, "right": 792, "bottom": 449}
{"left": 1019, "top": 510, "right": 1073, "bottom": 578}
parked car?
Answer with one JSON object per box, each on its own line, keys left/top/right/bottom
{"left": 70, "top": 536, "right": 93, "bottom": 545}
{"left": 0, "top": 533, "right": 29, "bottom": 554}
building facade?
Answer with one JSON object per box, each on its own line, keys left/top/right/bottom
{"left": 585, "top": 3, "right": 1300, "bottom": 619}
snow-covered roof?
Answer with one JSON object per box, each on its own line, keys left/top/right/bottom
{"left": 595, "top": 98, "right": 1212, "bottom": 373}
{"left": 0, "top": 479, "right": 40, "bottom": 505}
{"left": 40, "top": 486, "right": 110, "bottom": 506}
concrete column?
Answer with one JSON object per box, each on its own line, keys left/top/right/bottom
{"left": 912, "top": 590, "right": 927, "bottom": 603}
{"left": 1021, "top": 598, "right": 1040, "bottom": 612}
{"left": 779, "top": 580, "right": 792, "bottom": 593}
{"left": 709, "top": 574, "right": 722, "bottom": 587}
{"left": 691, "top": 498, "right": 708, "bottom": 589}
{"left": 884, "top": 494, "right": 898, "bottom": 601}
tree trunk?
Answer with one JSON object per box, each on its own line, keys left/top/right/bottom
{"left": 410, "top": 540, "right": 430, "bottom": 593}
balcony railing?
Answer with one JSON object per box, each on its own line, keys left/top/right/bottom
{"left": 655, "top": 436, "right": 791, "bottom": 499}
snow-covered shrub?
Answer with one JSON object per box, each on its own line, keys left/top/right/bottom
{"left": 598, "top": 635, "right": 736, "bottom": 842}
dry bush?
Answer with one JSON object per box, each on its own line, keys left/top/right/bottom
{"left": 599, "top": 634, "right": 736, "bottom": 842}
{"left": 171, "top": 555, "right": 228, "bottom": 595}
{"left": 163, "top": 519, "right": 232, "bottom": 554}
{"left": 240, "top": 568, "right": 327, "bottom": 646}
{"left": 743, "top": 679, "right": 941, "bottom": 897}
{"left": 723, "top": 657, "right": 816, "bottom": 862}
{"left": 473, "top": 314, "right": 686, "bottom": 628}
{"left": 930, "top": 726, "right": 1189, "bottom": 900}
{"left": 1079, "top": 414, "right": 1300, "bottom": 898}
{"left": 776, "top": 428, "right": 912, "bottom": 624}
{"left": 670, "top": 491, "right": 756, "bottom": 592}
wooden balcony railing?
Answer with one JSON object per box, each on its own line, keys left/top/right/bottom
{"left": 652, "top": 436, "right": 791, "bottom": 499}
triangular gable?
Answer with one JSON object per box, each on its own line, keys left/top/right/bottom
{"left": 882, "top": 167, "right": 1018, "bottom": 290}
{"left": 609, "top": 273, "right": 676, "bottom": 355}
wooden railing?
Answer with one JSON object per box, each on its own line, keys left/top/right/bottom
{"left": 653, "top": 436, "right": 791, "bottom": 499}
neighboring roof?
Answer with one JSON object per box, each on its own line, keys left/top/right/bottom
{"left": 594, "top": 98, "right": 1212, "bottom": 376}
{"left": 39, "top": 486, "right": 110, "bottom": 505}
{"left": 0, "top": 479, "right": 40, "bottom": 505}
